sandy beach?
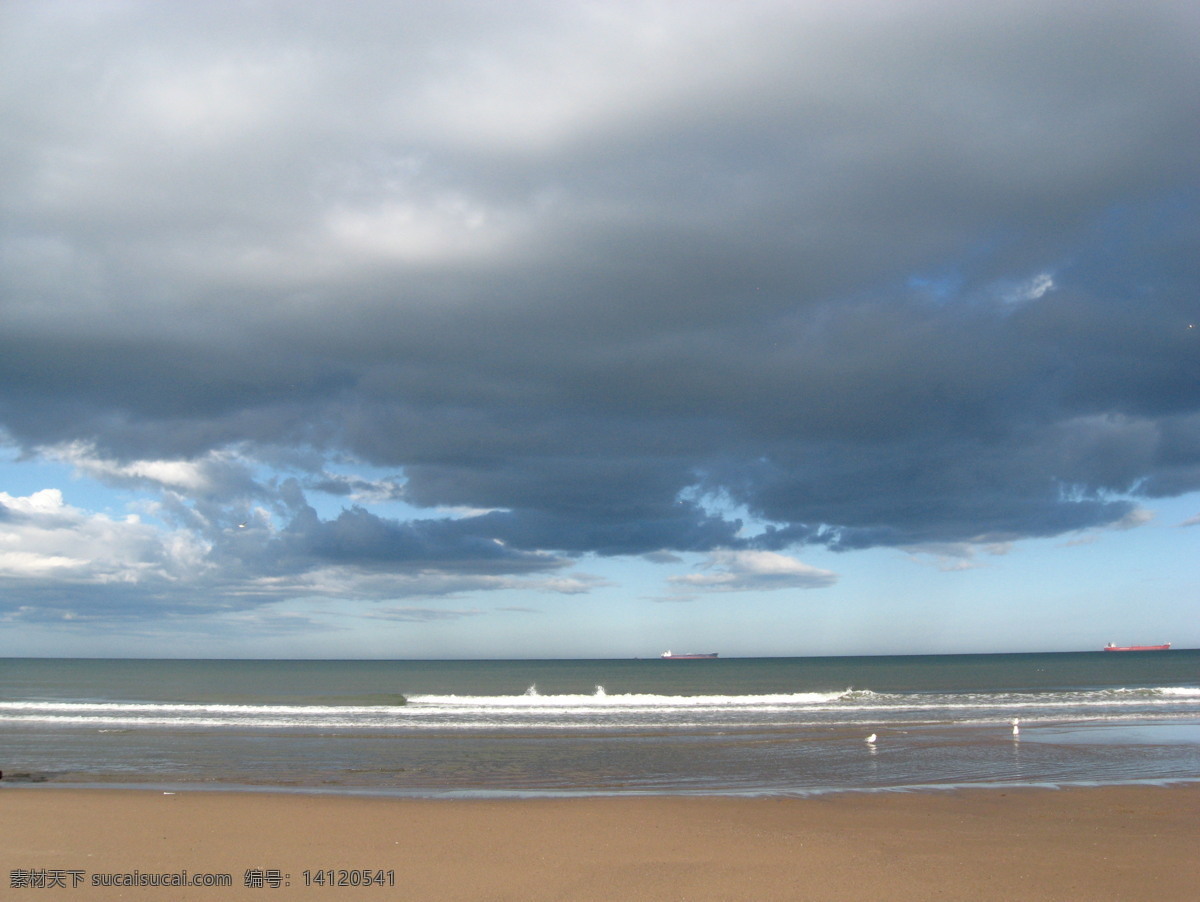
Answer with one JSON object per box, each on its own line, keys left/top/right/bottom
{"left": 2, "top": 784, "right": 1197, "bottom": 900}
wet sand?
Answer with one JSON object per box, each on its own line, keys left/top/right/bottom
{"left": 2, "top": 784, "right": 1197, "bottom": 900}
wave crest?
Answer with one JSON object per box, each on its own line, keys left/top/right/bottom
{"left": 406, "top": 688, "right": 856, "bottom": 708}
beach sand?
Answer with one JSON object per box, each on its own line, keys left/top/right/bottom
{"left": 2, "top": 784, "right": 1197, "bottom": 900}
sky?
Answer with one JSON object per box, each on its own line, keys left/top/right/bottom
{"left": 1, "top": 0, "right": 1197, "bottom": 659}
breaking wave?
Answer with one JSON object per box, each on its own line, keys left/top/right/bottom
{"left": 408, "top": 685, "right": 856, "bottom": 708}
{"left": 2, "top": 684, "right": 1197, "bottom": 733}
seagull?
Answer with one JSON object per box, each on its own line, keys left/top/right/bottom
{"left": 864, "top": 733, "right": 877, "bottom": 744}
{"left": 1011, "top": 717, "right": 1020, "bottom": 736}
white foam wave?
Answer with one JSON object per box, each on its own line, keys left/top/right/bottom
{"left": 0, "top": 701, "right": 406, "bottom": 715}
{"left": 3, "top": 685, "right": 1195, "bottom": 732}
{"left": 3, "top": 686, "right": 1196, "bottom": 720}
{"left": 407, "top": 687, "right": 854, "bottom": 708}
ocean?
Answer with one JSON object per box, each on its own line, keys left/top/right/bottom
{"left": 2, "top": 652, "right": 1198, "bottom": 797}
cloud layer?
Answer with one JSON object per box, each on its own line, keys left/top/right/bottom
{"left": 1, "top": 1, "right": 1197, "bottom": 617}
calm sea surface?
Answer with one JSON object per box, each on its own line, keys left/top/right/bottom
{"left": 2, "top": 652, "right": 1198, "bottom": 797}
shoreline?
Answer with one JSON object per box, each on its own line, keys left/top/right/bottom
{"left": 5, "top": 773, "right": 1200, "bottom": 800}
{"left": 8, "top": 717, "right": 1200, "bottom": 796}
{"left": 4, "top": 783, "right": 1198, "bottom": 900}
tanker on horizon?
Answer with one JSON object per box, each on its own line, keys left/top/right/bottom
{"left": 1103, "top": 642, "right": 1171, "bottom": 652}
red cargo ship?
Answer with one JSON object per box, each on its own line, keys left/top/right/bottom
{"left": 1103, "top": 642, "right": 1171, "bottom": 652}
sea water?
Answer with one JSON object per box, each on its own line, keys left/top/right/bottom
{"left": 2, "top": 652, "right": 1198, "bottom": 796}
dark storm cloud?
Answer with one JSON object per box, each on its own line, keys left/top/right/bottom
{"left": 275, "top": 505, "right": 565, "bottom": 574}
{"left": 1, "top": 0, "right": 1198, "bottom": 584}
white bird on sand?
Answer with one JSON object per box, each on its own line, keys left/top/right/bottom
{"left": 865, "top": 733, "right": 877, "bottom": 744}
{"left": 1011, "top": 717, "right": 1020, "bottom": 736}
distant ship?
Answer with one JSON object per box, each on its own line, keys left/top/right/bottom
{"left": 660, "top": 650, "right": 718, "bottom": 660}
{"left": 1103, "top": 642, "right": 1171, "bottom": 652}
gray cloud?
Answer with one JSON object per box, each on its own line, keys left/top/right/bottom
{"left": 274, "top": 505, "right": 566, "bottom": 574}
{"left": 1, "top": 1, "right": 1198, "bottom": 607}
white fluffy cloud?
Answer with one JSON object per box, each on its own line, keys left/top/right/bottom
{"left": 0, "top": 488, "right": 207, "bottom": 585}
{"left": 670, "top": 550, "right": 836, "bottom": 592}
{"left": 45, "top": 442, "right": 258, "bottom": 498}
{"left": 0, "top": 481, "right": 602, "bottom": 623}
